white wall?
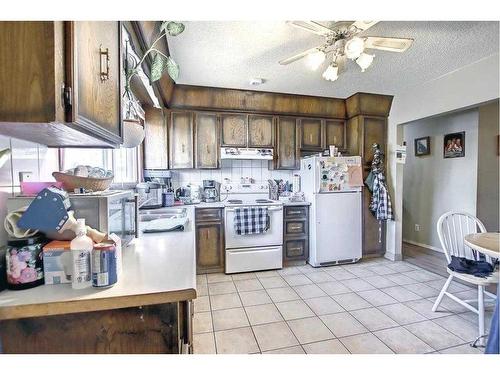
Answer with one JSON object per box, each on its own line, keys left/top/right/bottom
{"left": 402, "top": 109, "right": 479, "bottom": 250}
{"left": 385, "top": 53, "right": 500, "bottom": 260}
{"left": 0, "top": 135, "right": 59, "bottom": 247}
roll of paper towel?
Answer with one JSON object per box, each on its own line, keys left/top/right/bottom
{"left": 292, "top": 174, "right": 301, "bottom": 193}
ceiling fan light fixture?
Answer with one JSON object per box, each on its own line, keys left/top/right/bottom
{"left": 344, "top": 37, "right": 365, "bottom": 59}
{"left": 306, "top": 50, "right": 326, "bottom": 70}
{"left": 322, "top": 64, "right": 339, "bottom": 82}
{"left": 356, "top": 53, "right": 374, "bottom": 72}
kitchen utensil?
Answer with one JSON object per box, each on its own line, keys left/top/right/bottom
{"left": 203, "top": 180, "right": 221, "bottom": 202}
{"left": 268, "top": 179, "right": 279, "bottom": 200}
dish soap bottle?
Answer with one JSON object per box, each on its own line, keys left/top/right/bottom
{"left": 71, "top": 218, "right": 93, "bottom": 289}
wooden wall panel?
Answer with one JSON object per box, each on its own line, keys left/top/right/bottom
{"left": 345, "top": 92, "right": 394, "bottom": 118}
{"left": 170, "top": 85, "right": 346, "bottom": 118}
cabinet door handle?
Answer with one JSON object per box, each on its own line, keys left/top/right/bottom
{"left": 99, "top": 45, "right": 110, "bottom": 82}
{"left": 182, "top": 144, "right": 185, "bottom": 153}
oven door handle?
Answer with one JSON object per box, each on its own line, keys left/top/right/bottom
{"left": 225, "top": 207, "right": 282, "bottom": 212}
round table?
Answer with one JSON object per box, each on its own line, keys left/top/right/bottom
{"left": 464, "top": 233, "right": 500, "bottom": 259}
{"left": 464, "top": 232, "right": 499, "bottom": 353}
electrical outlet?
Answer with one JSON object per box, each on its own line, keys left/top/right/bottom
{"left": 19, "top": 171, "right": 34, "bottom": 183}
{"left": 415, "top": 224, "right": 421, "bottom": 232}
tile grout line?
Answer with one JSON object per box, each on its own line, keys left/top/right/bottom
{"left": 235, "top": 279, "right": 264, "bottom": 354}
{"left": 196, "top": 258, "right": 482, "bottom": 354}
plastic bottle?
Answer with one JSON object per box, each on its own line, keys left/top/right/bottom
{"left": 70, "top": 218, "right": 93, "bottom": 289}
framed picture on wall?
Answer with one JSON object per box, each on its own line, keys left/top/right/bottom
{"left": 443, "top": 131, "right": 465, "bottom": 158}
{"left": 414, "top": 136, "right": 430, "bottom": 156}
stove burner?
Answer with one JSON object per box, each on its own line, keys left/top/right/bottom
{"left": 228, "top": 199, "right": 243, "bottom": 204}
{"left": 255, "top": 199, "right": 273, "bottom": 203}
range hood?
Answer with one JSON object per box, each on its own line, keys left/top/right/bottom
{"left": 220, "top": 147, "right": 274, "bottom": 160}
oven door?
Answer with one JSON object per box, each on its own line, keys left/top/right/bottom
{"left": 224, "top": 205, "right": 283, "bottom": 249}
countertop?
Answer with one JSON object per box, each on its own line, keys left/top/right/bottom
{"left": 0, "top": 207, "right": 197, "bottom": 321}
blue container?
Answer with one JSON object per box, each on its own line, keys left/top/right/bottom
{"left": 91, "top": 243, "right": 117, "bottom": 287}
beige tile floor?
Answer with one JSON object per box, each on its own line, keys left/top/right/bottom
{"left": 193, "top": 257, "right": 494, "bottom": 354}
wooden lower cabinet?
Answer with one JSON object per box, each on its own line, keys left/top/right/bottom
{"left": 362, "top": 188, "right": 386, "bottom": 256}
{"left": 195, "top": 208, "right": 225, "bottom": 274}
{"left": 283, "top": 205, "right": 309, "bottom": 265}
{"left": 0, "top": 302, "right": 192, "bottom": 354}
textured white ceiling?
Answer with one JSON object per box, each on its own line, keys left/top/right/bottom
{"left": 167, "top": 21, "right": 499, "bottom": 98}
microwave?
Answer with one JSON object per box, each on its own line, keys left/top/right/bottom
{"left": 7, "top": 190, "right": 139, "bottom": 246}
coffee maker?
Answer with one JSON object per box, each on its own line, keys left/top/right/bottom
{"left": 203, "top": 180, "right": 220, "bottom": 202}
{"left": 137, "top": 169, "right": 173, "bottom": 209}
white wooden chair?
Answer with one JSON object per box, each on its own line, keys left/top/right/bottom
{"left": 433, "top": 211, "right": 498, "bottom": 346}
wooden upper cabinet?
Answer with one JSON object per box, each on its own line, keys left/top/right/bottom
{"left": 248, "top": 115, "right": 274, "bottom": 148}
{"left": 299, "top": 118, "right": 323, "bottom": 150}
{"left": 324, "top": 120, "right": 345, "bottom": 149}
{"left": 169, "top": 112, "right": 194, "bottom": 169}
{"left": 66, "top": 21, "right": 122, "bottom": 143}
{"left": 220, "top": 114, "right": 247, "bottom": 147}
{"left": 275, "top": 117, "right": 298, "bottom": 170}
{"left": 143, "top": 106, "right": 168, "bottom": 169}
{"left": 195, "top": 112, "right": 219, "bottom": 169}
{"left": 0, "top": 21, "right": 122, "bottom": 147}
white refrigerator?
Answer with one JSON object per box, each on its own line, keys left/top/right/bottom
{"left": 299, "top": 156, "right": 363, "bottom": 267}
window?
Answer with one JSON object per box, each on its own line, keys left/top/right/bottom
{"left": 59, "top": 147, "right": 140, "bottom": 184}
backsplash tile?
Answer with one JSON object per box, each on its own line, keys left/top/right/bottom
{"left": 174, "top": 159, "right": 297, "bottom": 188}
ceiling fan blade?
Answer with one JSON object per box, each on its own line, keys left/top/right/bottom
{"left": 351, "top": 21, "right": 379, "bottom": 32}
{"left": 279, "top": 46, "right": 324, "bottom": 65}
{"left": 286, "top": 21, "right": 333, "bottom": 36}
{"left": 364, "top": 36, "right": 414, "bottom": 52}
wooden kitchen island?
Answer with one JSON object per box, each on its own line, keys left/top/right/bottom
{"left": 0, "top": 223, "right": 197, "bottom": 354}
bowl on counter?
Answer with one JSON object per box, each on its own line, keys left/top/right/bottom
{"left": 52, "top": 172, "right": 113, "bottom": 192}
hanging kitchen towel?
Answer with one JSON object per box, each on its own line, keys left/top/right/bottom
{"left": 369, "top": 172, "right": 394, "bottom": 221}
{"left": 234, "top": 207, "right": 270, "bottom": 235}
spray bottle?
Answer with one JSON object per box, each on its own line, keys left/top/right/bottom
{"left": 71, "top": 218, "right": 93, "bottom": 289}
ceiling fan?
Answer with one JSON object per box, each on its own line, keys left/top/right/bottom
{"left": 279, "top": 21, "right": 414, "bottom": 82}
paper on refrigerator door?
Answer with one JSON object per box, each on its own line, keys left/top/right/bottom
{"left": 347, "top": 165, "right": 364, "bottom": 187}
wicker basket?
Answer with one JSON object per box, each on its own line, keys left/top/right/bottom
{"left": 52, "top": 172, "right": 113, "bottom": 192}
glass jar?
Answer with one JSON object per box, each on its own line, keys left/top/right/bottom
{"left": 5, "top": 235, "right": 47, "bottom": 290}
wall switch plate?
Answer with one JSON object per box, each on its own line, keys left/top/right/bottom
{"left": 19, "top": 171, "right": 34, "bottom": 183}
{"left": 415, "top": 224, "right": 421, "bottom": 232}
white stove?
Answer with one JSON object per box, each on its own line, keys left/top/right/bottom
{"left": 221, "top": 182, "right": 283, "bottom": 274}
